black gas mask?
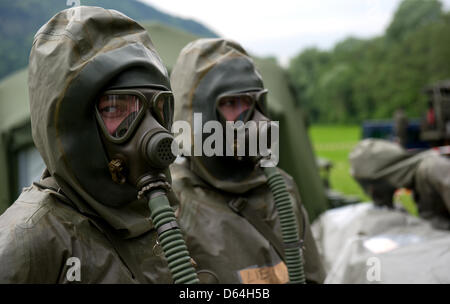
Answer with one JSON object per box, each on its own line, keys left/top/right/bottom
{"left": 216, "top": 89, "right": 268, "bottom": 124}
{"left": 96, "top": 70, "right": 199, "bottom": 284}
{"left": 96, "top": 86, "right": 176, "bottom": 189}
{"left": 188, "top": 55, "right": 278, "bottom": 182}
{"left": 215, "top": 88, "right": 272, "bottom": 159}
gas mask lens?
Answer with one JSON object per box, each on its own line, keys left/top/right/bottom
{"left": 96, "top": 89, "right": 174, "bottom": 141}
{"left": 217, "top": 89, "right": 268, "bottom": 122}
{"left": 97, "top": 94, "right": 143, "bottom": 138}
{"left": 218, "top": 95, "right": 253, "bottom": 122}
{"left": 153, "top": 91, "right": 174, "bottom": 131}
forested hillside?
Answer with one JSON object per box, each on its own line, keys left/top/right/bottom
{"left": 288, "top": 0, "right": 450, "bottom": 123}
{"left": 0, "top": 0, "right": 217, "bottom": 80}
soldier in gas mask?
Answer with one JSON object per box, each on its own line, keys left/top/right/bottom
{"left": 350, "top": 139, "right": 450, "bottom": 230}
{"left": 0, "top": 7, "right": 197, "bottom": 283}
{"left": 169, "top": 38, "right": 326, "bottom": 284}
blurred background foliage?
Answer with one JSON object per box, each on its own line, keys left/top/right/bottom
{"left": 288, "top": 0, "right": 450, "bottom": 124}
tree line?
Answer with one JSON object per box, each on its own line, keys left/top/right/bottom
{"left": 288, "top": 0, "right": 450, "bottom": 124}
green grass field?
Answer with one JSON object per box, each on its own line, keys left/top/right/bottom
{"left": 308, "top": 125, "right": 418, "bottom": 216}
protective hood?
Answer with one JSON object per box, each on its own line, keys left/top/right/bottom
{"left": 29, "top": 6, "right": 170, "bottom": 238}
{"left": 170, "top": 38, "right": 267, "bottom": 194}
{"left": 349, "top": 139, "right": 437, "bottom": 188}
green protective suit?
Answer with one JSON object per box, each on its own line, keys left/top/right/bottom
{"left": 169, "top": 38, "right": 326, "bottom": 284}
{"left": 0, "top": 7, "right": 175, "bottom": 283}
{"left": 350, "top": 139, "right": 450, "bottom": 230}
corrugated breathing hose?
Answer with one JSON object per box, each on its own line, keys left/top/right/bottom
{"left": 147, "top": 190, "right": 199, "bottom": 284}
{"left": 264, "top": 166, "right": 306, "bottom": 284}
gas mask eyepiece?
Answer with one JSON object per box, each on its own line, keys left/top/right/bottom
{"left": 216, "top": 89, "right": 268, "bottom": 124}
{"left": 96, "top": 88, "right": 176, "bottom": 187}
{"left": 96, "top": 89, "right": 174, "bottom": 141}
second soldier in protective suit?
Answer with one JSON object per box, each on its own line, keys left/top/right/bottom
{"left": 350, "top": 139, "right": 450, "bottom": 230}
{"left": 170, "top": 38, "right": 326, "bottom": 284}
{"left": 0, "top": 7, "right": 198, "bottom": 283}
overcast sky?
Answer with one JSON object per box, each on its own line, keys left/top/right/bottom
{"left": 141, "top": 0, "right": 450, "bottom": 66}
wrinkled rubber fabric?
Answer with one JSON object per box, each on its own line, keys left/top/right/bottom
{"left": 415, "top": 156, "right": 450, "bottom": 229}
{"left": 171, "top": 157, "right": 326, "bottom": 284}
{"left": 0, "top": 183, "right": 172, "bottom": 283}
{"left": 349, "top": 139, "right": 435, "bottom": 188}
{"left": 170, "top": 38, "right": 267, "bottom": 193}
{"left": 29, "top": 6, "right": 170, "bottom": 237}
{"left": 312, "top": 203, "right": 450, "bottom": 283}
{"left": 350, "top": 139, "right": 450, "bottom": 229}
{"left": 169, "top": 38, "right": 325, "bottom": 283}
{"left": 0, "top": 7, "right": 173, "bottom": 283}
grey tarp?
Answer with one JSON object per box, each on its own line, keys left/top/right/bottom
{"left": 312, "top": 203, "right": 450, "bottom": 283}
